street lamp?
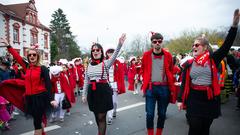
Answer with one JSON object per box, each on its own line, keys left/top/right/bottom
{"left": 64, "top": 33, "right": 71, "bottom": 59}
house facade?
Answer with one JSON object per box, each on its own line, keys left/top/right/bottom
{"left": 0, "top": 0, "right": 51, "bottom": 66}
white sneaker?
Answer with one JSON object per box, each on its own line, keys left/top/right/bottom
{"left": 107, "top": 118, "right": 112, "bottom": 125}
{"left": 113, "top": 112, "right": 117, "bottom": 118}
{"left": 13, "top": 111, "right": 20, "bottom": 115}
{"left": 66, "top": 112, "right": 71, "bottom": 116}
{"left": 49, "top": 117, "right": 56, "bottom": 123}
{"left": 59, "top": 118, "right": 64, "bottom": 122}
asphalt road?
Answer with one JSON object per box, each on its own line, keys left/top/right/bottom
{"left": 2, "top": 91, "right": 240, "bottom": 135}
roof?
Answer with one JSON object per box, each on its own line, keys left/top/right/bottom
{"left": 0, "top": 1, "right": 50, "bottom": 31}
{"left": 0, "top": 3, "right": 22, "bottom": 20}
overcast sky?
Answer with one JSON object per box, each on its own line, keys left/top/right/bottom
{"left": 1, "top": 0, "right": 239, "bottom": 50}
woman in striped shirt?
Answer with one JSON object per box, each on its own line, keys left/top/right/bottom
{"left": 177, "top": 9, "right": 239, "bottom": 135}
{"left": 82, "top": 34, "right": 126, "bottom": 135}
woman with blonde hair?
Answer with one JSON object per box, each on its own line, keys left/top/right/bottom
{"left": 177, "top": 9, "right": 239, "bottom": 135}
{"left": 0, "top": 38, "right": 58, "bottom": 135}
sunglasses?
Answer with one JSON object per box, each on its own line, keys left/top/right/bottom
{"left": 152, "top": 40, "right": 162, "bottom": 44}
{"left": 28, "top": 53, "right": 37, "bottom": 57}
{"left": 91, "top": 49, "right": 101, "bottom": 52}
{"left": 192, "top": 43, "right": 202, "bottom": 48}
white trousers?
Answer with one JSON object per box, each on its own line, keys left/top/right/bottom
{"left": 107, "top": 88, "right": 118, "bottom": 119}
{"left": 52, "top": 93, "right": 65, "bottom": 119}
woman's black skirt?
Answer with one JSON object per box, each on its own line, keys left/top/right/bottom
{"left": 24, "top": 91, "right": 52, "bottom": 118}
{"left": 87, "top": 83, "right": 113, "bottom": 113}
{"left": 186, "top": 89, "right": 221, "bottom": 119}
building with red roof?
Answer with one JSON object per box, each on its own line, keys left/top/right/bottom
{"left": 0, "top": 0, "right": 51, "bottom": 65}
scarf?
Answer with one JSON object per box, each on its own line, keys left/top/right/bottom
{"left": 194, "top": 50, "right": 210, "bottom": 66}
{"left": 91, "top": 59, "right": 101, "bottom": 65}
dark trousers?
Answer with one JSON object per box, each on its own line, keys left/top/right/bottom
{"left": 145, "top": 85, "right": 170, "bottom": 128}
{"left": 237, "top": 97, "right": 240, "bottom": 108}
{"left": 188, "top": 116, "right": 213, "bottom": 135}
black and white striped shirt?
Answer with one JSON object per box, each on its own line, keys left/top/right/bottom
{"left": 190, "top": 61, "right": 212, "bottom": 86}
{"left": 83, "top": 44, "right": 122, "bottom": 96}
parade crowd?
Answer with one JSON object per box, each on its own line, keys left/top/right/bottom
{"left": 0, "top": 9, "right": 239, "bottom": 135}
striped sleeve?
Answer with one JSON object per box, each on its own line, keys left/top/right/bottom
{"left": 106, "top": 43, "right": 122, "bottom": 68}
{"left": 83, "top": 68, "right": 89, "bottom": 97}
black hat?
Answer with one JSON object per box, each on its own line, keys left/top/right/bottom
{"left": 151, "top": 32, "right": 163, "bottom": 41}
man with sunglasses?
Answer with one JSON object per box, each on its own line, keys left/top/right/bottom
{"left": 141, "top": 32, "right": 176, "bottom": 135}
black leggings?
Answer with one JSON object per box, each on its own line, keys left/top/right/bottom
{"left": 188, "top": 116, "right": 213, "bottom": 135}
{"left": 94, "top": 112, "right": 107, "bottom": 135}
{"left": 32, "top": 110, "right": 44, "bottom": 130}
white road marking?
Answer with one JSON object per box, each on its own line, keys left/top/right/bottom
{"left": 20, "top": 102, "right": 145, "bottom": 134}
{"left": 20, "top": 125, "right": 61, "bottom": 135}
{"left": 117, "top": 102, "right": 145, "bottom": 112}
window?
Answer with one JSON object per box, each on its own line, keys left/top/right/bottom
{"left": 30, "top": 32, "right": 38, "bottom": 45}
{"left": 30, "top": 27, "right": 38, "bottom": 45}
{"left": 29, "top": 14, "right": 33, "bottom": 23}
{"left": 23, "top": 48, "right": 28, "bottom": 57}
{"left": 44, "top": 52, "right": 48, "bottom": 60}
{"left": 13, "top": 28, "right": 19, "bottom": 42}
{"left": 32, "top": 15, "right": 35, "bottom": 23}
{"left": 12, "top": 23, "right": 20, "bottom": 43}
{"left": 25, "top": 15, "right": 29, "bottom": 20}
{"left": 44, "top": 34, "right": 48, "bottom": 48}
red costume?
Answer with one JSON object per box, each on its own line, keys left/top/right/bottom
{"left": 0, "top": 47, "right": 53, "bottom": 111}
{"left": 123, "top": 62, "right": 128, "bottom": 77}
{"left": 135, "top": 62, "right": 142, "bottom": 82}
{"left": 113, "top": 60, "right": 126, "bottom": 94}
{"left": 0, "top": 47, "right": 53, "bottom": 132}
{"left": 67, "top": 65, "right": 77, "bottom": 90}
{"left": 181, "top": 58, "right": 220, "bottom": 104}
{"left": 51, "top": 72, "right": 75, "bottom": 104}
{"left": 0, "top": 79, "right": 25, "bottom": 112}
{"left": 141, "top": 49, "right": 176, "bottom": 103}
{"left": 173, "top": 65, "right": 181, "bottom": 98}
{"left": 75, "top": 64, "right": 85, "bottom": 88}
{"left": 128, "top": 62, "right": 136, "bottom": 91}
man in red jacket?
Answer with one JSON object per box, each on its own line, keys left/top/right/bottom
{"left": 141, "top": 32, "right": 176, "bottom": 135}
